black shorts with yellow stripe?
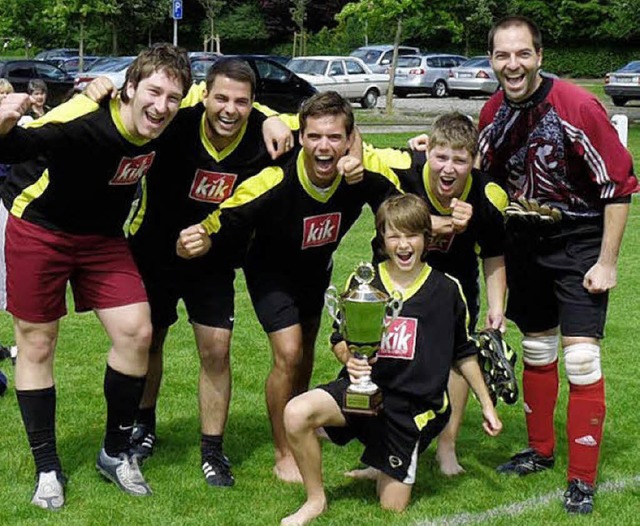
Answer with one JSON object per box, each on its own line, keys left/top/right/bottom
{"left": 319, "top": 377, "right": 451, "bottom": 484}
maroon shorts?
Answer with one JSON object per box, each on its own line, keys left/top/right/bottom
{"left": 5, "top": 215, "right": 147, "bottom": 323}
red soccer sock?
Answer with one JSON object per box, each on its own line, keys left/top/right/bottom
{"left": 523, "top": 360, "right": 559, "bottom": 458}
{"left": 567, "top": 377, "right": 606, "bottom": 485}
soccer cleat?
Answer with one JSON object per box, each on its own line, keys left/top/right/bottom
{"left": 474, "top": 329, "right": 519, "bottom": 405}
{"left": 31, "top": 470, "right": 65, "bottom": 511}
{"left": 496, "top": 448, "right": 555, "bottom": 475}
{"left": 130, "top": 424, "right": 156, "bottom": 462}
{"left": 564, "top": 479, "right": 595, "bottom": 514}
{"left": 202, "top": 450, "right": 235, "bottom": 487}
{"left": 96, "top": 448, "right": 152, "bottom": 496}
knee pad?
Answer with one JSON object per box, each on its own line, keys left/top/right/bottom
{"left": 563, "top": 343, "right": 601, "bottom": 385}
{"left": 522, "top": 335, "right": 558, "bottom": 366}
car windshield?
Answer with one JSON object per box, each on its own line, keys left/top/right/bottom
{"left": 619, "top": 61, "right": 640, "bottom": 73}
{"left": 93, "top": 57, "right": 134, "bottom": 72}
{"left": 460, "top": 57, "right": 489, "bottom": 68}
{"left": 397, "top": 56, "right": 421, "bottom": 68}
{"left": 288, "top": 60, "right": 328, "bottom": 75}
{"left": 351, "top": 49, "right": 382, "bottom": 64}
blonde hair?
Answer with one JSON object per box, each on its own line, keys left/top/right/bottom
{"left": 429, "top": 112, "right": 478, "bottom": 157}
{"left": 0, "top": 79, "right": 14, "bottom": 95}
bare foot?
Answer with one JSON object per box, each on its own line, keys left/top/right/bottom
{"left": 344, "top": 466, "right": 380, "bottom": 480}
{"left": 435, "top": 448, "right": 465, "bottom": 476}
{"left": 274, "top": 455, "right": 303, "bottom": 483}
{"left": 280, "top": 499, "right": 327, "bottom": 526}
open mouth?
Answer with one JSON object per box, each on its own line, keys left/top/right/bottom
{"left": 504, "top": 73, "right": 525, "bottom": 89}
{"left": 217, "top": 115, "right": 238, "bottom": 131}
{"left": 145, "top": 111, "right": 165, "bottom": 127}
{"left": 440, "top": 175, "right": 456, "bottom": 191}
{"left": 315, "top": 155, "right": 334, "bottom": 172}
{"left": 397, "top": 252, "right": 413, "bottom": 263}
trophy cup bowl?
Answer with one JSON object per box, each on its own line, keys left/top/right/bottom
{"left": 324, "top": 262, "right": 402, "bottom": 415}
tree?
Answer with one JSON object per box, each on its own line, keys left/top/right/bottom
{"left": 197, "top": 0, "right": 225, "bottom": 52}
{"left": 290, "top": 0, "right": 309, "bottom": 56}
{"left": 338, "top": 0, "right": 422, "bottom": 114}
{"left": 124, "top": 0, "right": 172, "bottom": 47}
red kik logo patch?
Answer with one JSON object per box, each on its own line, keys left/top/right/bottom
{"left": 189, "top": 170, "right": 238, "bottom": 203}
{"left": 110, "top": 152, "right": 156, "bottom": 185}
{"left": 379, "top": 317, "right": 417, "bottom": 360}
{"left": 301, "top": 213, "right": 341, "bottom": 249}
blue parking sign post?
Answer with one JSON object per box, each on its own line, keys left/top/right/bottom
{"left": 172, "top": 0, "right": 183, "bottom": 45}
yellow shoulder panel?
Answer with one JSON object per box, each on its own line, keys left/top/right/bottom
{"left": 484, "top": 181, "right": 509, "bottom": 214}
{"left": 24, "top": 94, "right": 99, "bottom": 129}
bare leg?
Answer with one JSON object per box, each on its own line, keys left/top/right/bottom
{"left": 138, "top": 327, "right": 168, "bottom": 410}
{"left": 194, "top": 324, "right": 232, "bottom": 435}
{"left": 280, "top": 389, "right": 346, "bottom": 526}
{"left": 344, "top": 466, "right": 380, "bottom": 480}
{"left": 377, "top": 471, "right": 412, "bottom": 512}
{"left": 293, "top": 317, "right": 320, "bottom": 396}
{"left": 14, "top": 319, "right": 58, "bottom": 390}
{"left": 267, "top": 324, "right": 304, "bottom": 482}
{"left": 435, "top": 368, "right": 469, "bottom": 476}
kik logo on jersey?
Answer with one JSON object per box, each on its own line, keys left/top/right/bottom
{"left": 428, "top": 232, "right": 455, "bottom": 253}
{"left": 189, "top": 170, "right": 238, "bottom": 203}
{"left": 301, "top": 213, "right": 341, "bottom": 249}
{"left": 378, "top": 317, "right": 417, "bottom": 360}
{"left": 110, "top": 152, "right": 156, "bottom": 186}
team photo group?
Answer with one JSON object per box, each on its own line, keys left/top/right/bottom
{"left": 0, "top": 14, "right": 637, "bottom": 525}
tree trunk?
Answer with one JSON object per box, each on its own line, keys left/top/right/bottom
{"left": 79, "top": 20, "right": 85, "bottom": 72}
{"left": 385, "top": 17, "right": 402, "bottom": 116}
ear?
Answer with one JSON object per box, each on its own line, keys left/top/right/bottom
{"left": 537, "top": 47, "right": 543, "bottom": 69}
{"left": 125, "top": 81, "right": 136, "bottom": 101}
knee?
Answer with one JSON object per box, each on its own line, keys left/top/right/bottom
{"left": 563, "top": 343, "right": 601, "bottom": 385}
{"left": 198, "top": 335, "right": 231, "bottom": 366}
{"left": 118, "top": 316, "right": 153, "bottom": 353}
{"left": 273, "top": 340, "right": 303, "bottom": 373}
{"left": 379, "top": 492, "right": 410, "bottom": 513}
{"left": 522, "top": 334, "right": 558, "bottom": 366}
{"left": 283, "top": 397, "right": 312, "bottom": 436}
{"left": 15, "top": 324, "right": 56, "bottom": 364}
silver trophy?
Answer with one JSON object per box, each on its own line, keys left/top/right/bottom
{"left": 324, "top": 262, "right": 403, "bottom": 415}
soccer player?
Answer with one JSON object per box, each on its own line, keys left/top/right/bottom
{"left": 124, "top": 58, "right": 302, "bottom": 486}
{"left": 375, "top": 112, "right": 508, "bottom": 475}
{"left": 0, "top": 43, "right": 191, "bottom": 509}
{"left": 177, "top": 91, "right": 401, "bottom": 482}
{"left": 478, "top": 16, "right": 639, "bottom": 513}
{"left": 279, "top": 193, "right": 502, "bottom": 526}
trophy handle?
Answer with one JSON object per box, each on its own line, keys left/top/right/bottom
{"left": 324, "top": 286, "right": 342, "bottom": 326}
{"left": 383, "top": 290, "right": 403, "bottom": 328}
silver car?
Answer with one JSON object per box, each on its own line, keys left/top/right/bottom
{"left": 604, "top": 60, "right": 640, "bottom": 107}
{"left": 350, "top": 45, "right": 420, "bottom": 73}
{"left": 394, "top": 54, "right": 467, "bottom": 98}
{"left": 448, "top": 56, "right": 499, "bottom": 98}
{"left": 288, "top": 55, "right": 389, "bottom": 108}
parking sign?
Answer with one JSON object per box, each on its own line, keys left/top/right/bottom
{"left": 173, "top": 0, "right": 183, "bottom": 20}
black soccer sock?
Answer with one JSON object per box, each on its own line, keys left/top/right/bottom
{"left": 103, "top": 365, "right": 145, "bottom": 457}
{"left": 201, "top": 434, "right": 224, "bottom": 460}
{"left": 136, "top": 406, "right": 156, "bottom": 433}
{"left": 16, "top": 386, "right": 62, "bottom": 474}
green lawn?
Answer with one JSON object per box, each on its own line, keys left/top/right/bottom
{"left": 0, "top": 131, "right": 639, "bottom": 525}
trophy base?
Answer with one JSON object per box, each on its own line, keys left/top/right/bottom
{"left": 343, "top": 388, "right": 383, "bottom": 416}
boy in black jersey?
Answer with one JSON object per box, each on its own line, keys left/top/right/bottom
{"left": 279, "top": 194, "right": 502, "bottom": 526}
{"left": 379, "top": 113, "right": 507, "bottom": 476}
{"left": 177, "top": 91, "right": 400, "bottom": 482}
{"left": 0, "top": 44, "right": 191, "bottom": 509}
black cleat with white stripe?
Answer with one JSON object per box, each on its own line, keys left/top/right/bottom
{"left": 496, "top": 448, "right": 555, "bottom": 475}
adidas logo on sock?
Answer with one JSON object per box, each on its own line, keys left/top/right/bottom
{"left": 575, "top": 435, "right": 598, "bottom": 447}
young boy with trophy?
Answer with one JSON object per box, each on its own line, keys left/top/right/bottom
{"left": 279, "top": 194, "right": 502, "bottom": 526}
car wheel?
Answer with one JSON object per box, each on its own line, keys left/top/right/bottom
{"left": 612, "top": 96, "right": 627, "bottom": 107}
{"left": 432, "top": 80, "right": 448, "bottom": 98}
{"left": 361, "top": 89, "right": 379, "bottom": 108}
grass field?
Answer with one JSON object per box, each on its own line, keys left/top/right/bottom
{"left": 0, "top": 129, "right": 639, "bottom": 526}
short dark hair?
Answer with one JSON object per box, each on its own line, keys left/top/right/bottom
{"left": 374, "top": 194, "right": 432, "bottom": 262}
{"left": 121, "top": 43, "right": 191, "bottom": 103}
{"left": 488, "top": 15, "right": 542, "bottom": 53}
{"left": 27, "top": 79, "right": 47, "bottom": 94}
{"left": 429, "top": 112, "right": 478, "bottom": 157}
{"left": 299, "top": 91, "right": 354, "bottom": 136}
{"left": 205, "top": 57, "right": 256, "bottom": 98}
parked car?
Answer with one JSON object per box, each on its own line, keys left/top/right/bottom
{"left": 0, "top": 59, "right": 74, "bottom": 106}
{"left": 57, "top": 56, "right": 101, "bottom": 75}
{"left": 604, "top": 60, "right": 640, "bottom": 107}
{"left": 35, "top": 48, "right": 80, "bottom": 61}
{"left": 288, "top": 55, "right": 388, "bottom": 108}
{"left": 190, "top": 54, "right": 317, "bottom": 114}
{"left": 73, "top": 56, "right": 136, "bottom": 92}
{"left": 350, "top": 45, "right": 420, "bottom": 73}
{"left": 448, "top": 56, "right": 499, "bottom": 98}
{"left": 394, "top": 53, "right": 467, "bottom": 98}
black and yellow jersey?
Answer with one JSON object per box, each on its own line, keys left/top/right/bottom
{"left": 0, "top": 96, "right": 160, "bottom": 237}
{"left": 374, "top": 148, "right": 507, "bottom": 306}
{"left": 127, "top": 101, "right": 296, "bottom": 258}
{"left": 367, "top": 261, "right": 476, "bottom": 412}
{"left": 203, "top": 147, "right": 402, "bottom": 273}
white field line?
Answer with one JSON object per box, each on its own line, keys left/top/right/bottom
{"left": 415, "top": 475, "right": 640, "bottom": 526}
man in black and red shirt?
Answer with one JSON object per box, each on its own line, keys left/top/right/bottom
{"left": 478, "top": 15, "right": 639, "bottom": 514}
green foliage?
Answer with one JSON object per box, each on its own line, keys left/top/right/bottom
{"left": 543, "top": 45, "right": 640, "bottom": 78}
